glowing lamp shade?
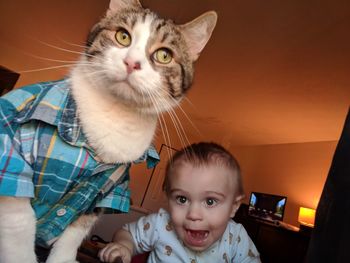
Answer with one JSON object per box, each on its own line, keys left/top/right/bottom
{"left": 298, "top": 207, "right": 316, "bottom": 227}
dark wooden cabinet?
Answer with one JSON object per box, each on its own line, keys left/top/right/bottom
{"left": 0, "top": 66, "right": 20, "bottom": 95}
{"left": 234, "top": 204, "right": 311, "bottom": 263}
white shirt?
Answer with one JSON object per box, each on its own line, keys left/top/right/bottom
{"left": 124, "top": 208, "right": 261, "bottom": 263}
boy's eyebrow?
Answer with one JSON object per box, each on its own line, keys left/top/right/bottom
{"left": 169, "top": 189, "right": 226, "bottom": 198}
{"left": 204, "top": 191, "right": 226, "bottom": 198}
{"left": 169, "top": 188, "right": 188, "bottom": 194}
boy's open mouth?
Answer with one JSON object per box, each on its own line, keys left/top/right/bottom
{"left": 185, "top": 229, "right": 209, "bottom": 247}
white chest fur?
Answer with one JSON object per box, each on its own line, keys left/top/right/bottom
{"left": 70, "top": 70, "right": 157, "bottom": 164}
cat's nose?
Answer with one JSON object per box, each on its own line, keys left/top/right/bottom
{"left": 123, "top": 58, "right": 141, "bottom": 74}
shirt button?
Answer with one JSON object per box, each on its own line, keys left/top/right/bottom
{"left": 56, "top": 208, "right": 67, "bottom": 217}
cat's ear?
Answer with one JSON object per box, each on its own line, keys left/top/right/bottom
{"left": 108, "top": 0, "right": 142, "bottom": 14}
{"left": 180, "top": 11, "right": 218, "bottom": 61}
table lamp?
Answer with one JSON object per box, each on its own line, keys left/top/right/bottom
{"left": 298, "top": 207, "right": 315, "bottom": 231}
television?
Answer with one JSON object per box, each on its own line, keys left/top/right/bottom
{"left": 248, "top": 192, "right": 287, "bottom": 223}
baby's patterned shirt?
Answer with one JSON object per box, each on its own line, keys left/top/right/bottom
{"left": 124, "top": 208, "right": 261, "bottom": 263}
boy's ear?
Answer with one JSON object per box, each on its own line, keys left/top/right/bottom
{"left": 230, "top": 195, "right": 245, "bottom": 218}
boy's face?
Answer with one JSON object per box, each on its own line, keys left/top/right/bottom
{"left": 167, "top": 162, "right": 240, "bottom": 252}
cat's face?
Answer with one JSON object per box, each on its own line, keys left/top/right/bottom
{"left": 81, "top": 0, "right": 217, "bottom": 115}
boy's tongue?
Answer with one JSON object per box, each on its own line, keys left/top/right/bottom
{"left": 186, "top": 230, "right": 209, "bottom": 246}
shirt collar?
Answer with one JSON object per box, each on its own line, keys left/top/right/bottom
{"left": 14, "top": 79, "right": 90, "bottom": 149}
{"left": 57, "top": 90, "right": 90, "bottom": 148}
{"left": 14, "top": 79, "right": 160, "bottom": 164}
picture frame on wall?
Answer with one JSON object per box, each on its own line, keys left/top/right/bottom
{"left": 140, "top": 144, "right": 178, "bottom": 212}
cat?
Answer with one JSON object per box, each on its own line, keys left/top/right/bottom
{"left": 0, "top": 0, "right": 217, "bottom": 262}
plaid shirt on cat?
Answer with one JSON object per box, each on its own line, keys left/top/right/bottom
{"left": 0, "top": 79, "right": 159, "bottom": 247}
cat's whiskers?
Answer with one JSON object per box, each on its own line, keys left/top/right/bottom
{"left": 16, "top": 37, "right": 108, "bottom": 74}
{"left": 170, "top": 98, "right": 202, "bottom": 139}
{"left": 18, "top": 61, "right": 102, "bottom": 74}
{"left": 140, "top": 88, "right": 172, "bottom": 148}
{"left": 158, "top": 114, "right": 177, "bottom": 160}
{"left": 143, "top": 89, "right": 174, "bottom": 150}
{"left": 17, "top": 49, "right": 104, "bottom": 74}
{"left": 161, "top": 97, "right": 192, "bottom": 150}
{"left": 163, "top": 99, "right": 194, "bottom": 159}
{"left": 80, "top": 67, "right": 110, "bottom": 79}
{"left": 166, "top": 109, "right": 190, "bottom": 150}
{"left": 148, "top": 88, "right": 190, "bottom": 150}
{"left": 32, "top": 38, "right": 96, "bottom": 59}
{"left": 19, "top": 64, "right": 76, "bottom": 73}
{"left": 166, "top": 106, "right": 191, "bottom": 150}
{"left": 55, "top": 37, "right": 88, "bottom": 49}
{"left": 23, "top": 54, "right": 81, "bottom": 64}
{"left": 158, "top": 114, "right": 173, "bottom": 151}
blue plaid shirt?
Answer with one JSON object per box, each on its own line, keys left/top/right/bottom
{"left": 0, "top": 79, "right": 159, "bottom": 247}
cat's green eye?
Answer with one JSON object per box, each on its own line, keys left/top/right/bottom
{"left": 115, "top": 28, "right": 131, "bottom": 47}
{"left": 153, "top": 48, "right": 173, "bottom": 64}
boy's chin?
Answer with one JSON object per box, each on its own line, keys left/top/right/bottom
{"left": 183, "top": 240, "right": 211, "bottom": 252}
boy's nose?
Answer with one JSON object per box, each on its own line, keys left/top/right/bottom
{"left": 186, "top": 203, "right": 203, "bottom": 221}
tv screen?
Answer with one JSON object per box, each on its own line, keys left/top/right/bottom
{"left": 248, "top": 192, "right": 287, "bottom": 223}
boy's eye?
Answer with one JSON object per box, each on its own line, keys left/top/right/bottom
{"left": 176, "top": 196, "right": 188, "bottom": 204}
{"left": 205, "top": 198, "right": 217, "bottom": 207}
{"left": 115, "top": 28, "right": 131, "bottom": 47}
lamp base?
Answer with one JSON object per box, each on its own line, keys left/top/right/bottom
{"left": 299, "top": 224, "right": 313, "bottom": 233}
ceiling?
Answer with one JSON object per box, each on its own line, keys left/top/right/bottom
{"left": 1, "top": 0, "right": 349, "bottom": 148}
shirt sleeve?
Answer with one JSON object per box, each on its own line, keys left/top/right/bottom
{"left": 0, "top": 121, "right": 34, "bottom": 197}
{"left": 0, "top": 88, "right": 38, "bottom": 197}
{"left": 123, "top": 211, "right": 161, "bottom": 254}
{"left": 134, "top": 144, "right": 160, "bottom": 169}
{"left": 231, "top": 223, "right": 261, "bottom": 263}
{"left": 95, "top": 180, "right": 130, "bottom": 213}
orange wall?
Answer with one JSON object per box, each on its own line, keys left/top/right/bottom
{"left": 230, "top": 141, "right": 337, "bottom": 226}
{"left": 127, "top": 140, "right": 337, "bottom": 227}
{"left": 0, "top": 0, "right": 109, "bottom": 88}
{"left": 1, "top": 0, "right": 339, "bottom": 230}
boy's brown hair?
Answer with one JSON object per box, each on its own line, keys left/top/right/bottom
{"left": 163, "top": 142, "right": 244, "bottom": 199}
